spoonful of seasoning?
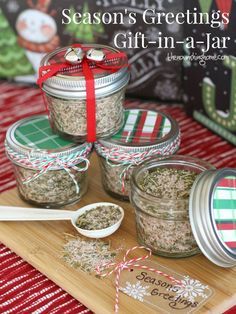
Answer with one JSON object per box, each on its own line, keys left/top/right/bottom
{"left": 0, "top": 202, "right": 124, "bottom": 238}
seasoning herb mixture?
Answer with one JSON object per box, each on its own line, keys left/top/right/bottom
{"left": 15, "top": 164, "right": 88, "bottom": 206}
{"left": 96, "top": 109, "right": 180, "bottom": 201}
{"left": 76, "top": 205, "right": 122, "bottom": 230}
{"left": 136, "top": 213, "right": 198, "bottom": 257}
{"left": 62, "top": 235, "right": 117, "bottom": 273}
{"left": 138, "top": 168, "right": 198, "bottom": 200}
{"left": 100, "top": 158, "right": 133, "bottom": 199}
{"left": 133, "top": 167, "right": 199, "bottom": 257}
{"left": 5, "top": 115, "right": 92, "bottom": 208}
{"left": 46, "top": 88, "right": 124, "bottom": 139}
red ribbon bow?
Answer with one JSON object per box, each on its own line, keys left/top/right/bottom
{"left": 37, "top": 44, "right": 128, "bottom": 142}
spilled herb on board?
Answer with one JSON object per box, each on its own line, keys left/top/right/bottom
{"left": 62, "top": 235, "right": 118, "bottom": 274}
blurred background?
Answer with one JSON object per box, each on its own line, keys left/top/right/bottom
{"left": 0, "top": 2, "right": 236, "bottom": 314}
{"left": 1, "top": 0, "right": 236, "bottom": 146}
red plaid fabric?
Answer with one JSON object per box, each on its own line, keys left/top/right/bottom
{"left": 0, "top": 81, "right": 235, "bottom": 313}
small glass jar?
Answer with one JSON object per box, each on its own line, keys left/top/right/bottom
{"left": 40, "top": 44, "right": 130, "bottom": 142}
{"left": 95, "top": 109, "right": 181, "bottom": 201}
{"left": 130, "top": 155, "right": 215, "bottom": 258}
{"left": 5, "top": 115, "right": 92, "bottom": 208}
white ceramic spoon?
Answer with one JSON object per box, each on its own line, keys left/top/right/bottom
{"left": 0, "top": 202, "right": 124, "bottom": 238}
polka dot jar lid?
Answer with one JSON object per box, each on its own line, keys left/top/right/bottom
{"left": 190, "top": 168, "right": 236, "bottom": 268}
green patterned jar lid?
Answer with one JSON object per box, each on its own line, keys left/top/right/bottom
{"left": 190, "top": 168, "right": 236, "bottom": 268}
{"left": 98, "top": 109, "right": 180, "bottom": 152}
{"left": 5, "top": 115, "right": 92, "bottom": 159}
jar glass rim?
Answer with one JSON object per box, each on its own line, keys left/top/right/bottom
{"left": 131, "top": 155, "right": 215, "bottom": 202}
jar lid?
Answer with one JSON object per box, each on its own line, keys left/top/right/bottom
{"left": 98, "top": 109, "right": 180, "bottom": 153}
{"left": 5, "top": 115, "right": 92, "bottom": 163}
{"left": 40, "top": 44, "right": 130, "bottom": 99}
{"left": 190, "top": 168, "right": 236, "bottom": 268}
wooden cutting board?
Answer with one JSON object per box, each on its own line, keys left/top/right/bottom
{"left": 0, "top": 154, "right": 235, "bottom": 314}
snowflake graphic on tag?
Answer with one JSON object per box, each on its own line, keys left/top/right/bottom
{"left": 119, "top": 261, "right": 214, "bottom": 313}
{"left": 120, "top": 281, "right": 150, "bottom": 302}
{"left": 173, "top": 276, "right": 209, "bottom": 303}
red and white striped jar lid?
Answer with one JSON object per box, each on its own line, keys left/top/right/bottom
{"left": 190, "top": 168, "right": 236, "bottom": 268}
{"left": 97, "top": 109, "right": 180, "bottom": 153}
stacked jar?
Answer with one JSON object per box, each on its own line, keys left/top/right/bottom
{"left": 39, "top": 44, "right": 130, "bottom": 142}
{"left": 5, "top": 115, "right": 92, "bottom": 208}
{"left": 5, "top": 43, "right": 236, "bottom": 269}
{"left": 5, "top": 44, "right": 130, "bottom": 208}
{"left": 95, "top": 109, "right": 181, "bottom": 200}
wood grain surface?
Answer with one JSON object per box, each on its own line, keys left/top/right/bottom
{"left": 0, "top": 154, "right": 235, "bottom": 314}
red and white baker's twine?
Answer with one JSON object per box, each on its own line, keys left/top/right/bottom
{"left": 96, "top": 246, "right": 182, "bottom": 313}
{"left": 95, "top": 134, "right": 181, "bottom": 193}
{"left": 5, "top": 144, "right": 92, "bottom": 194}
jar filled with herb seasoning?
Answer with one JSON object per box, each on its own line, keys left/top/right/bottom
{"left": 95, "top": 109, "right": 181, "bottom": 200}
{"left": 39, "top": 44, "right": 129, "bottom": 142}
{"left": 130, "top": 155, "right": 215, "bottom": 258}
{"left": 5, "top": 115, "right": 92, "bottom": 208}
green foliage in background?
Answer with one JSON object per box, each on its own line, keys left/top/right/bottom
{"left": 65, "top": 3, "right": 105, "bottom": 43}
{"left": 0, "top": 9, "right": 34, "bottom": 78}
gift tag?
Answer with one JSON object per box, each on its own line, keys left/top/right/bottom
{"left": 119, "top": 260, "right": 213, "bottom": 313}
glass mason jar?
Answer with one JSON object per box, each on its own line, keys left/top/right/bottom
{"left": 5, "top": 115, "right": 92, "bottom": 208}
{"left": 95, "top": 109, "right": 181, "bottom": 201}
{"left": 130, "top": 155, "right": 215, "bottom": 258}
{"left": 40, "top": 44, "right": 130, "bottom": 142}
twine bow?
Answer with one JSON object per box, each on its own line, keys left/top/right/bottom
{"left": 96, "top": 246, "right": 182, "bottom": 313}
{"left": 23, "top": 154, "right": 90, "bottom": 194}
{"left": 5, "top": 144, "right": 92, "bottom": 194}
{"left": 95, "top": 133, "right": 181, "bottom": 193}
{"left": 105, "top": 156, "right": 140, "bottom": 194}
{"left": 37, "top": 44, "right": 128, "bottom": 143}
